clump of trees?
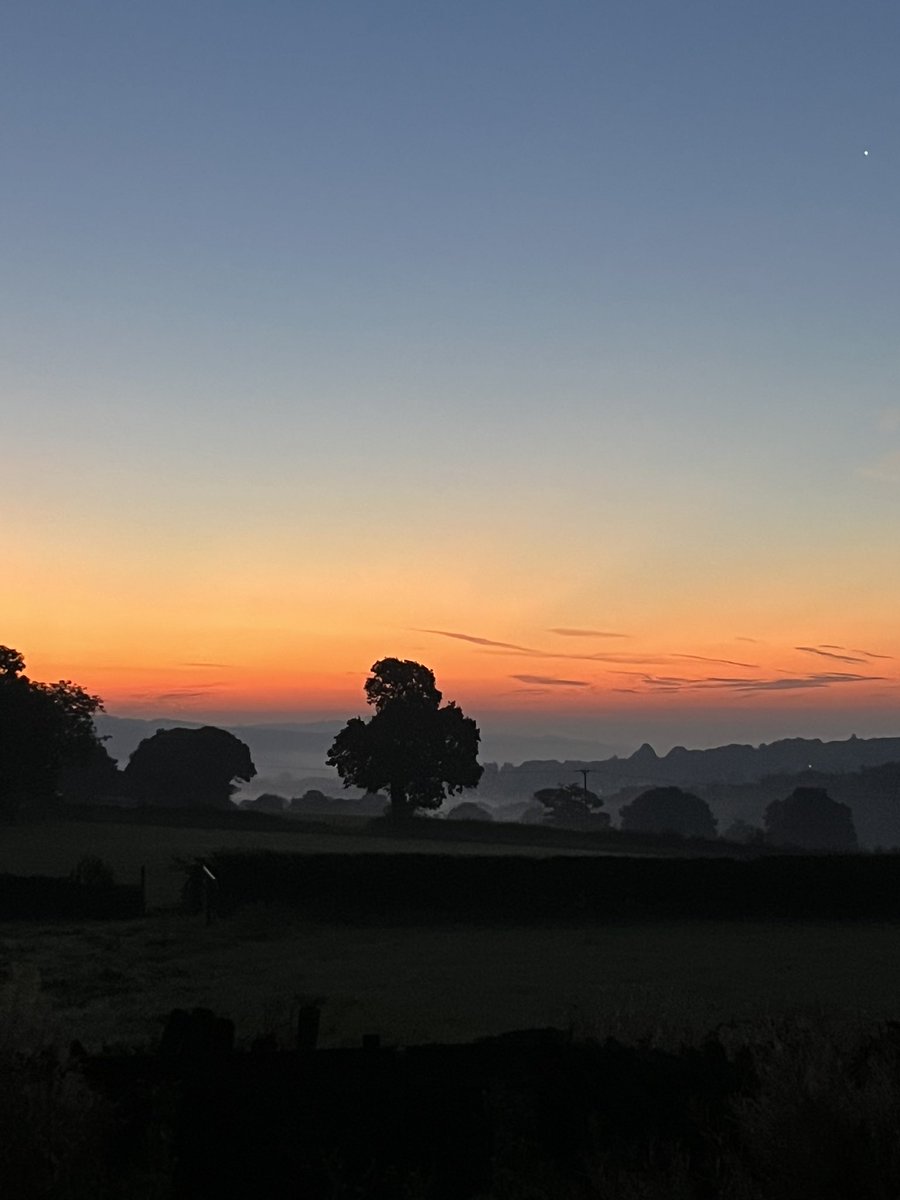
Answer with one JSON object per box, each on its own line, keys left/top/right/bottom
{"left": 619, "top": 786, "right": 717, "bottom": 839}
{"left": 0, "top": 645, "right": 106, "bottom": 816}
{"left": 124, "top": 726, "right": 256, "bottom": 809}
{"left": 446, "top": 801, "right": 494, "bottom": 822}
{"left": 764, "top": 787, "right": 857, "bottom": 851}
{"left": 242, "top": 793, "right": 288, "bottom": 813}
{"left": 328, "top": 658, "right": 483, "bottom": 819}
{"left": 534, "top": 782, "right": 610, "bottom": 830}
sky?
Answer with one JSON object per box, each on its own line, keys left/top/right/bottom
{"left": 4, "top": 1, "right": 900, "bottom": 753}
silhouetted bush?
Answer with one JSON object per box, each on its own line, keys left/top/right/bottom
{"left": 69, "top": 855, "right": 116, "bottom": 888}
{"left": 0, "top": 873, "right": 142, "bottom": 919}
{"left": 70, "top": 1017, "right": 900, "bottom": 1200}
{"left": 179, "top": 850, "right": 900, "bottom": 922}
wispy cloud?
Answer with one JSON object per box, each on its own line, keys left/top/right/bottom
{"left": 674, "top": 653, "right": 759, "bottom": 668}
{"left": 421, "top": 627, "right": 762, "bottom": 668}
{"left": 547, "top": 628, "right": 629, "bottom": 639}
{"left": 511, "top": 674, "right": 591, "bottom": 687}
{"left": 853, "top": 648, "right": 893, "bottom": 659}
{"left": 180, "top": 662, "right": 234, "bottom": 669}
{"left": 621, "top": 671, "right": 885, "bottom": 695}
{"left": 725, "top": 672, "right": 883, "bottom": 693}
{"left": 417, "top": 629, "right": 536, "bottom": 653}
{"left": 735, "top": 636, "right": 758, "bottom": 643}
{"left": 796, "top": 645, "right": 867, "bottom": 665}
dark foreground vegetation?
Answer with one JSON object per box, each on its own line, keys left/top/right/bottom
{"left": 185, "top": 847, "right": 900, "bottom": 923}
{"left": 0, "top": 873, "right": 142, "bottom": 920}
{"left": 5, "top": 1008, "right": 900, "bottom": 1199}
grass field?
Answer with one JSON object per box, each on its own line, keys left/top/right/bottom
{"left": 0, "top": 817, "right": 660, "bottom": 909}
{"left": 2, "top": 817, "right": 898, "bottom": 1058}
{"left": 4, "top": 907, "right": 900, "bottom": 1054}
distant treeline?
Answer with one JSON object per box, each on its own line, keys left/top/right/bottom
{"left": 478, "top": 733, "right": 900, "bottom": 795}
{"left": 184, "top": 850, "right": 900, "bottom": 923}
{"left": 477, "top": 752, "right": 900, "bottom": 849}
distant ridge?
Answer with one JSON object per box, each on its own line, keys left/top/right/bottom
{"left": 486, "top": 734, "right": 900, "bottom": 794}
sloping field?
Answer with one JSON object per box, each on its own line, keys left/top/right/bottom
{"left": 3, "top": 910, "right": 900, "bottom": 1054}
{"left": 0, "top": 818, "right": 645, "bottom": 909}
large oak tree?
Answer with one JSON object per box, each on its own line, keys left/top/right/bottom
{"left": 327, "top": 658, "right": 483, "bottom": 819}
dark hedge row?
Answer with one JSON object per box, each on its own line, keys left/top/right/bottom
{"left": 0, "top": 873, "right": 144, "bottom": 919}
{"left": 187, "top": 850, "right": 900, "bottom": 922}
{"left": 72, "top": 1017, "right": 900, "bottom": 1200}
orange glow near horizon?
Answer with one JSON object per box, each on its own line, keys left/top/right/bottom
{"left": 14, "top": 621, "right": 899, "bottom": 730}
{"left": 8, "top": 506, "right": 900, "bottom": 735}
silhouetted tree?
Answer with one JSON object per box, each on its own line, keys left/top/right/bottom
{"left": 619, "top": 786, "right": 717, "bottom": 838}
{"left": 764, "top": 786, "right": 857, "bottom": 850}
{"left": 0, "top": 645, "right": 105, "bottom": 816}
{"left": 534, "top": 782, "right": 610, "bottom": 830}
{"left": 327, "top": 658, "right": 482, "bottom": 819}
{"left": 242, "top": 792, "right": 287, "bottom": 813}
{"left": 721, "top": 818, "right": 764, "bottom": 845}
{"left": 446, "top": 801, "right": 494, "bottom": 822}
{"left": 289, "top": 789, "right": 332, "bottom": 812}
{"left": 124, "top": 726, "right": 256, "bottom": 808}
{"left": 57, "top": 739, "right": 122, "bottom": 804}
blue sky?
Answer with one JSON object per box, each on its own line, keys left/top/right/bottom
{"left": 4, "top": 1, "right": 900, "bottom": 751}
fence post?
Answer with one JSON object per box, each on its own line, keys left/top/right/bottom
{"left": 201, "top": 863, "right": 217, "bottom": 926}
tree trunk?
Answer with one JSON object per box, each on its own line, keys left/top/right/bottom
{"left": 389, "top": 782, "right": 410, "bottom": 820}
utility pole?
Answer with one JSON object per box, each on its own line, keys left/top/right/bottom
{"left": 575, "top": 768, "right": 593, "bottom": 807}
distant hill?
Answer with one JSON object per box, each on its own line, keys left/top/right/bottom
{"left": 479, "top": 734, "right": 900, "bottom": 799}
{"left": 95, "top": 716, "right": 342, "bottom": 777}
{"left": 95, "top": 715, "right": 627, "bottom": 796}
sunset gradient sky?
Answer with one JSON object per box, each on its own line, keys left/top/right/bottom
{"left": 4, "top": 1, "right": 900, "bottom": 751}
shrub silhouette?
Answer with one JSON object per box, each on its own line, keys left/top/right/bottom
{"left": 69, "top": 855, "right": 116, "bottom": 888}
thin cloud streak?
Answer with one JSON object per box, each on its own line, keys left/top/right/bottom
{"left": 796, "top": 646, "right": 867, "bottom": 664}
{"left": 511, "top": 674, "right": 591, "bottom": 687}
{"left": 425, "top": 627, "right": 757, "bottom": 668}
{"left": 674, "top": 654, "right": 758, "bottom": 668}
{"left": 417, "top": 629, "right": 536, "bottom": 653}
{"left": 548, "top": 628, "right": 629, "bottom": 639}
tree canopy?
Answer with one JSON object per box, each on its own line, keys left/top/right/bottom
{"left": 764, "top": 786, "right": 857, "bottom": 851}
{"left": 327, "top": 658, "right": 483, "bottom": 819}
{"left": 534, "top": 782, "right": 609, "bottom": 830}
{"left": 0, "top": 645, "right": 105, "bottom": 815}
{"left": 618, "top": 786, "right": 717, "bottom": 839}
{"left": 124, "top": 726, "right": 256, "bottom": 808}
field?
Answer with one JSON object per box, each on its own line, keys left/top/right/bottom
{"left": 1, "top": 818, "right": 899, "bottom": 1058}
{"left": 4, "top": 909, "right": 900, "bottom": 1056}
{"left": 0, "top": 815, "right": 668, "bottom": 909}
